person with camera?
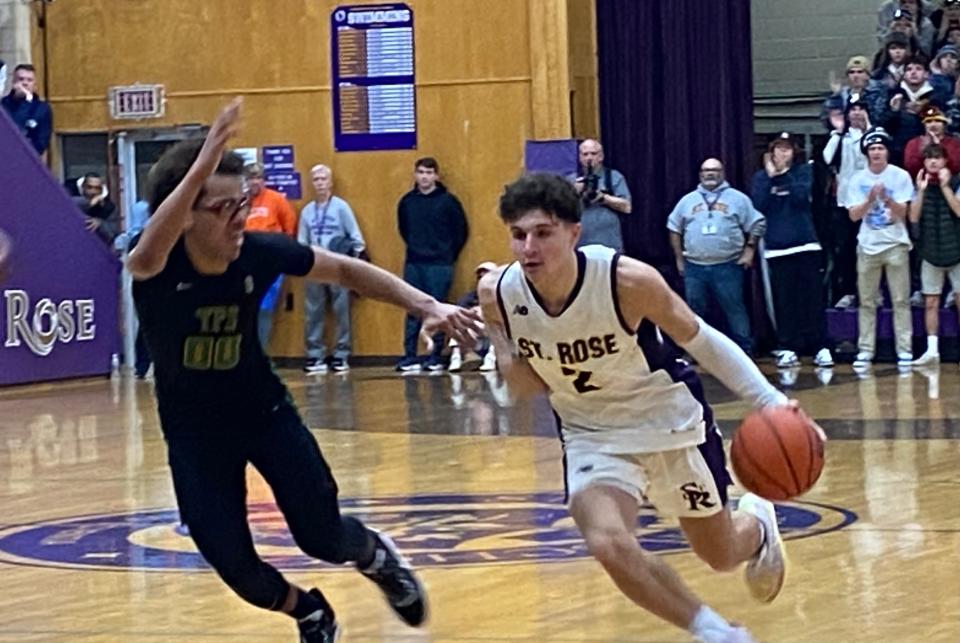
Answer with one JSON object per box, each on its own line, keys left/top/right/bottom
{"left": 298, "top": 164, "right": 367, "bottom": 374}
{"left": 667, "top": 159, "right": 765, "bottom": 356}
{"left": 573, "top": 139, "right": 632, "bottom": 251}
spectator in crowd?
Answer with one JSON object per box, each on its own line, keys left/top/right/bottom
{"left": 931, "top": 0, "right": 960, "bottom": 45}
{"left": 929, "top": 43, "right": 959, "bottom": 87}
{"left": 840, "top": 127, "right": 915, "bottom": 368}
{"left": 878, "top": 0, "right": 934, "bottom": 42}
{"left": 448, "top": 261, "right": 499, "bottom": 372}
{"left": 885, "top": 7, "right": 936, "bottom": 56}
{"left": 942, "top": 53, "right": 960, "bottom": 134}
{"left": 750, "top": 134, "right": 835, "bottom": 369}
{"left": 243, "top": 162, "right": 297, "bottom": 349}
{"left": 869, "top": 54, "right": 950, "bottom": 165}
{"left": 824, "top": 96, "right": 872, "bottom": 308}
{"left": 0, "top": 59, "right": 6, "bottom": 94}
{"left": 396, "top": 157, "right": 468, "bottom": 372}
{"left": 908, "top": 143, "right": 960, "bottom": 365}
{"left": 298, "top": 164, "right": 366, "bottom": 374}
{"left": 904, "top": 105, "right": 960, "bottom": 177}
{"left": 573, "top": 139, "right": 632, "bottom": 251}
{"left": 1, "top": 63, "right": 52, "bottom": 161}
{"left": 870, "top": 32, "right": 913, "bottom": 87}
{"left": 73, "top": 172, "right": 120, "bottom": 247}
{"left": 667, "top": 158, "right": 765, "bottom": 355}
{"left": 822, "top": 56, "right": 872, "bottom": 129}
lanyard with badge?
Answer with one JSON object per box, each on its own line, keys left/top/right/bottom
{"left": 699, "top": 188, "right": 725, "bottom": 235}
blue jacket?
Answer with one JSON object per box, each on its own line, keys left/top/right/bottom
{"left": 750, "top": 163, "right": 820, "bottom": 252}
{"left": 1, "top": 92, "right": 52, "bottom": 154}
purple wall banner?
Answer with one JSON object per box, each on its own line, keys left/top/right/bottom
{"left": 262, "top": 145, "right": 294, "bottom": 171}
{"left": 0, "top": 109, "right": 121, "bottom": 386}
{"left": 525, "top": 139, "right": 579, "bottom": 176}
{"left": 264, "top": 171, "right": 303, "bottom": 200}
{"left": 332, "top": 4, "right": 417, "bottom": 151}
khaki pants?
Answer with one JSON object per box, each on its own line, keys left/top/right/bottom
{"left": 857, "top": 244, "right": 913, "bottom": 356}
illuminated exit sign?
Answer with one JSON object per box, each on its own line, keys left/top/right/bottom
{"left": 108, "top": 84, "right": 165, "bottom": 120}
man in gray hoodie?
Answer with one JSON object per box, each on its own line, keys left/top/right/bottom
{"left": 667, "top": 159, "right": 766, "bottom": 355}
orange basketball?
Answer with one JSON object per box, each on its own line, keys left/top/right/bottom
{"left": 730, "top": 406, "right": 824, "bottom": 501}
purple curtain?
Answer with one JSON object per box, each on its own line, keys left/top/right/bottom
{"left": 596, "top": 0, "right": 754, "bottom": 270}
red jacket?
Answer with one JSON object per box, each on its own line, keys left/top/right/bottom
{"left": 903, "top": 134, "right": 960, "bottom": 180}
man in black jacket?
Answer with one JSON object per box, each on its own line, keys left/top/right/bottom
{"left": 396, "top": 157, "right": 468, "bottom": 371}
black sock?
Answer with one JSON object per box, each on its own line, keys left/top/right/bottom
{"left": 290, "top": 588, "right": 330, "bottom": 621}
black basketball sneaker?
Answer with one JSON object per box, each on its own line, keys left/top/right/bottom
{"left": 358, "top": 529, "right": 428, "bottom": 626}
{"left": 297, "top": 589, "right": 340, "bottom": 643}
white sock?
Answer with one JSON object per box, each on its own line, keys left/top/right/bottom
{"left": 928, "top": 336, "right": 939, "bottom": 354}
{"left": 689, "top": 605, "right": 734, "bottom": 640}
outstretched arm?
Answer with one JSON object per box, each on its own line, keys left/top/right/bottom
{"left": 306, "top": 248, "right": 482, "bottom": 348}
{"left": 127, "top": 98, "right": 242, "bottom": 280}
{"left": 477, "top": 269, "right": 550, "bottom": 400}
{"left": 616, "top": 256, "right": 787, "bottom": 408}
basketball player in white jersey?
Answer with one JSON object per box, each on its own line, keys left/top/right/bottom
{"left": 479, "top": 173, "right": 808, "bottom": 643}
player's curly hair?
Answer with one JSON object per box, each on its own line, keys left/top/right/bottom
{"left": 147, "top": 139, "right": 244, "bottom": 214}
{"left": 498, "top": 172, "right": 581, "bottom": 224}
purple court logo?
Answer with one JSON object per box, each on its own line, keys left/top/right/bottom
{"left": 0, "top": 492, "right": 856, "bottom": 572}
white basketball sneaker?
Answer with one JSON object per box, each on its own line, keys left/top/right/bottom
{"left": 738, "top": 493, "right": 786, "bottom": 603}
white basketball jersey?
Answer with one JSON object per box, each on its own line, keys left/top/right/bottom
{"left": 496, "top": 245, "right": 707, "bottom": 453}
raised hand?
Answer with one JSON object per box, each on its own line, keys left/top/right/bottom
{"left": 829, "top": 111, "right": 846, "bottom": 133}
{"left": 193, "top": 98, "right": 243, "bottom": 179}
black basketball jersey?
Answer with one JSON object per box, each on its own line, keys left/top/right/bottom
{"left": 132, "top": 232, "right": 314, "bottom": 432}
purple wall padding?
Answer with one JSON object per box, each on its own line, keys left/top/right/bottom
{"left": 0, "top": 109, "right": 120, "bottom": 386}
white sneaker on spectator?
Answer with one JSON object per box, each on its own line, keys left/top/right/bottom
{"left": 479, "top": 348, "right": 497, "bottom": 371}
{"left": 910, "top": 290, "right": 924, "bottom": 307}
{"left": 813, "top": 348, "right": 834, "bottom": 367}
{"left": 897, "top": 352, "right": 914, "bottom": 368}
{"left": 775, "top": 350, "right": 799, "bottom": 369}
{"left": 912, "top": 350, "right": 940, "bottom": 367}
{"left": 834, "top": 294, "right": 856, "bottom": 309}
{"left": 448, "top": 349, "right": 463, "bottom": 372}
{"left": 944, "top": 290, "right": 955, "bottom": 308}
{"left": 852, "top": 352, "right": 873, "bottom": 369}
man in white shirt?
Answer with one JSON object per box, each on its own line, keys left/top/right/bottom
{"left": 840, "top": 127, "right": 916, "bottom": 367}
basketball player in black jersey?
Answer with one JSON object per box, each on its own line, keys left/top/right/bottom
{"left": 128, "top": 99, "right": 481, "bottom": 642}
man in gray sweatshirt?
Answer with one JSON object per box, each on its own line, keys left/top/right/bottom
{"left": 667, "top": 159, "right": 766, "bottom": 355}
{"left": 298, "top": 164, "right": 366, "bottom": 373}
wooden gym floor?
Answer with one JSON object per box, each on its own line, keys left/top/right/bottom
{"left": 0, "top": 364, "right": 958, "bottom": 642}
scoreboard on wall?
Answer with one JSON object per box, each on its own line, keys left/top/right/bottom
{"left": 331, "top": 4, "right": 417, "bottom": 152}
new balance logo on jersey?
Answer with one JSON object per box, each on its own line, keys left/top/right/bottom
{"left": 680, "top": 482, "right": 716, "bottom": 511}
{"left": 513, "top": 305, "right": 529, "bottom": 316}
{"left": 176, "top": 282, "right": 193, "bottom": 292}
